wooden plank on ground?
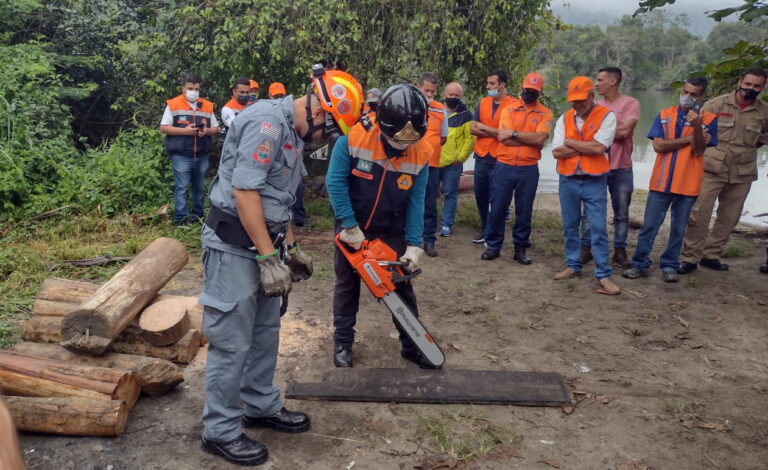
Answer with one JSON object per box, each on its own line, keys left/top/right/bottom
{"left": 286, "top": 368, "right": 572, "bottom": 406}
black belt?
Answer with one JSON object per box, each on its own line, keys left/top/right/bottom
{"left": 205, "top": 205, "right": 284, "bottom": 251}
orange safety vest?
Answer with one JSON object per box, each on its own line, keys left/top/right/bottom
{"left": 497, "top": 98, "right": 553, "bottom": 166}
{"left": 557, "top": 105, "right": 612, "bottom": 176}
{"left": 165, "top": 94, "right": 215, "bottom": 158}
{"left": 425, "top": 99, "right": 445, "bottom": 167}
{"left": 223, "top": 97, "right": 245, "bottom": 113}
{"left": 649, "top": 105, "right": 716, "bottom": 196}
{"left": 347, "top": 123, "right": 432, "bottom": 234}
{"left": 473, "top": 95, "right": 515, "bottom": 158}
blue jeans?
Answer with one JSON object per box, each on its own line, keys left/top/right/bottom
{"left": 423, "top": 166, "right": 441, "bottom": 245}
{"left": 580, "top": 168, "right": 633, "bottom": 249}
{"left": 631, "top": 190, "right": 697, "bottom": 272}
{"left": 473, "top": 155, "right": 496, "bottom": 232}
{"left": 559, "top": 174, "right": 612, "bottom": 279}
{"left": 485, "top": 163, "right": 539, "bottom": 251}
{"left": 439, "top": 164, "right": 463, "bottom": 230}
{"left": 172, "top": 154, "right": 209, "bottom": 224}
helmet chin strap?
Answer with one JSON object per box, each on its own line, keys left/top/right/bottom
{"left": 303, "top": 91, "right": 342, "bottom": 143}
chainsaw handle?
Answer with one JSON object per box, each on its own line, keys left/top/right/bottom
{"left": 334, "top": 233, "right": 368, "bottom": 256}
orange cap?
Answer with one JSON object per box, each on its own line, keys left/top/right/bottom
{"left": 269, "top": 82, "right": 286, "bottom": 96}
{"left": 567, "top": 76, "right": 593, "bottom": 102}
{"left": 522, "top": 73, "right": 544, "bottom": 92}
{"left": 249, "top": 79, "right": 260, "bottom": 90}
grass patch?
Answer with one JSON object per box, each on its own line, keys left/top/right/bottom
{"left": 419, "top": 409, "right": 521, "bottom": 462}
{"left": 722, "top": 238, "right": 751, "bottom": 258}
{"left": 304, "top": 197, "right": 335, "bottom": 231}
{"left": 659, "top": 399, "right": 703, "bottom": 418}
{"left": 0, "top": 213, "right": 202, "bottom": 348}
{"left": 453, "top": 196, "right": 482, "bottom": 230}
{"left": 532, "top": 211, "right": 563, "bottom": 256}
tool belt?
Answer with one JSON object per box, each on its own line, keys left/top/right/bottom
{"left": 205, "top": 205, "right": 285, "bottom": 252}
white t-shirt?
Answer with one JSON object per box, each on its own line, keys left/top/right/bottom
{"left": 221, "top": 106, "right": 239, "bottom": 128}
{"left": 551, "top": 109, "right": 616, "bottom": 149}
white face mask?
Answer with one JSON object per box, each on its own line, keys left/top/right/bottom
{"left": 185, "top": 90, "right": 200, "bottom": 102}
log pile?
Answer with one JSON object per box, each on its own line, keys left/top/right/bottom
{"left": 0, "top": 237, "right": 206, "bottom": 437}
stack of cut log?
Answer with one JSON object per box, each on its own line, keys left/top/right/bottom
{"left": 0, "top": 237, "right": 205, "bottom": 437}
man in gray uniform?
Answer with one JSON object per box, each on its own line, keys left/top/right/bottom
{"left": 199, "top": 65, "right": 364, "bottom": 467}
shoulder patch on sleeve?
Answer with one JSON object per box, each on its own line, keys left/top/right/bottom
{"left": 253, "top": 141, "right": 272, "bottom": 164}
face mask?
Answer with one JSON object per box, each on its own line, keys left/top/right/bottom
{"left": 236, "top": 95, "right": 249, "bottom": 105}
{"left": 679, "top": 94, "right": 698, "bottom": 110}
{"left": 521, "top": 90, "right": 540, "bottom": 105}
{"left": 740, "top": 87, "right": 759, "bottom": 102}
{"left": 384, "top": 136, "right": 409, "bottom": 151}
{"left": 185, "top": 90, "right": 199, "bottom": 102}
{"left": 487, "top": 89, "right": 499, "bottom": 98}
{"left": 445, "top": 97, "right": 460, "bottom": 108}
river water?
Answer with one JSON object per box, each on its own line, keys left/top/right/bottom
{"left": 464, "top": 90, "right": 768, "bottom": 227}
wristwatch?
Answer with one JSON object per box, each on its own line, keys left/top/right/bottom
{"left": 512, "top": 130, "right": 519, "bottom": 139}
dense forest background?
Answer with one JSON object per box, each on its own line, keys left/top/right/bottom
{"left": 0, "top": 0, "right": 765, "bottom": 222}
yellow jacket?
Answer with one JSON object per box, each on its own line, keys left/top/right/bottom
{"left": 439, "top": 101, "right": 475, "bottom": 167}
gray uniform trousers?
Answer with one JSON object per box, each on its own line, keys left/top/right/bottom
{"left": 199, "top": 247, "right": 283, "bottom": 442}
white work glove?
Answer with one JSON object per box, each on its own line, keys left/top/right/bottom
{"left": 399, "top": 246, "right": 424, "bottom": 273}
{"left": 287, "top": 243, "right": 313, "bottom": 282}
{"left": 256, "top": 250, "right": 292, "bottom": 297}
{"left": 339, "top": 225, "right": 365, "bottom": 250}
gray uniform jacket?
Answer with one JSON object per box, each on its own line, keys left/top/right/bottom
{"left": 202, "top": 96, "right": 306, "bottom": 259}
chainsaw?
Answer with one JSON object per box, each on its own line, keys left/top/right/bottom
{"left": 335, "top": 234, "right": 445, "bottom": 368}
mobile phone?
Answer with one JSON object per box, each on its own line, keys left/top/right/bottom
{"left": 692, "top": 102, "right": 702, "bottom": 114}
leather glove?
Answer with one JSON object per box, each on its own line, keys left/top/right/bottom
{"left": 256, "top": 250, "right": 292, "bottom": 297}
{"left": 339, "top": 225, "right": 365, "bottom": 250}
{"left": 287, "top": 243, "right": 313, "bottom": 282}
{"left": 399, "top": 245, "right": 424, "bottom": 273}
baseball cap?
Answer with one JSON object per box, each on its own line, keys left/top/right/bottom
{"left": 249, "top": 79, "right": 260, "bottom": 90}
{"left": 522, "top": 73, "right": 544, "bottom": 92}
{"left": 269, "top": 82, "right": 286, "bottom": 96}
{"left": 567, "top": 76, "right": 593, "bottom": 102}
{"left": 366, "top": 88, "right": 383, "bottom": 104}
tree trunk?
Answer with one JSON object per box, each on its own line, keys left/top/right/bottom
{"left": 4, "top": 396, "right": 128, "bottom": 437}
{"left": 36, "top": 277, "right": 206, "bottom": 345}
{"left": 22, "top": 316, "right": 201, "bottom": 364}
{"left": 0, "top": 351, "right": 140, "bottom": 409}
{"left": 139, "top": 298, "right": 191, "bottom": 346}
{"left": 60, "top": 237, "right": 189, "bottom": 355}
{"left": 11, "top": 342, "right": 183, "bottom": 396}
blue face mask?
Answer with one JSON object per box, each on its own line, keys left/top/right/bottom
{"left": 488, "top": 89, "right": 499, "bottom": 98}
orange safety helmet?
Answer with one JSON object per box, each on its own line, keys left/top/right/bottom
{"left": 309, "top": 65, "right": 363, "bottom": 137}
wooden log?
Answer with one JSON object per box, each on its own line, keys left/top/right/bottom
{"left": 60, "top": 237, "right": 189, "bottom": 355}
{"left": 11, "top": 342, "right": 183, "bottom": 396}
{"left": 0, "top": 351, "right": 140, "bottom": 409}
{"left": 35, "top": 277, "right": 207, "bottom": 345}
{"left": 21, "top": 316, "right": 201, "bottom": 364}
{"left": 4, "top": 396, "right": 128, "bottom": 437}
{"left": 139, "top": 298, "right": 191, "bottom": 346}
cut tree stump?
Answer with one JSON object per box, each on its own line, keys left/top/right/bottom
{"left": 35, "top": 277, "right": 206, "bottom": 345}
{"left": 60, "top": 237, "right": 189, "bottom": 355}
{"left": 139, "top": 298, "right": 191, "bottom": 346}
{"left": 0, "top": 351, "right": 140, "bottom": 409}
{"left": 22, "top": 316, "right": 201, "bottom": 364}
{"left": 4, "top": 396, "right": 128, "bottom": 436}
{"left": 11, "top": 342, "right": 183, "bottom": 396}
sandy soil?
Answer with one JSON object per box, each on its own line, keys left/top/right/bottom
{"left": 16, "top": 194, "right": 768, "bottom": 470}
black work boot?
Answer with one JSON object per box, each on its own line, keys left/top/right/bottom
{"left": 201, "top": 434, "right": 269, "bottom": 466}
{"left": 401, "top": 349, "right": 442, "bottom": 369}
{"left": 243, "top": 408, "right": 311, "bottom": 433}
{"left": 701, "top": 258, "right": 729, "bottom": 271}
{"left": 513, "top": 246, "right": 532, "bottom": 265}
{"left": 424, "top": 244, "right": 438, "bottom": 257}
{"left": 580, "top": 246, "right": 593, "bottom": 264}
{"left": 481, "top": 249, "right": 500, "bottom": 260}
{"left": 333, "top": 345, "right": 353, "bottom": 367}
{"left": 612, "top": 247, "right": 631, "bottom": 268}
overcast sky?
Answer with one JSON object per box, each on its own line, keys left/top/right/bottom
{"left": 551, "top": 0, "right": 746, "bottom": 36}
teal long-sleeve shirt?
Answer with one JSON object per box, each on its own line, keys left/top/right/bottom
{"left": 325, "top": 135, "right": 429, "bottom": 247}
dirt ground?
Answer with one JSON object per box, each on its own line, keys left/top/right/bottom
{"left": 16, "top": 194, "right": 768, "bottom": 470}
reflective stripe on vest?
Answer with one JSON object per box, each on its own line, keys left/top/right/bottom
{"left": 649, "top": 105, "right": 716, "bottom": 196}
{"left": 497, "top": 98, "right": 551, "bottom": 166}
{"left": 473, "top": 95, "right": 515, "bottom": 158}
{"left": 557, "top": 105, "right": 611, "bottom": 176}
{"left": 165, "top": 94, "right": 214, "bottom": 157}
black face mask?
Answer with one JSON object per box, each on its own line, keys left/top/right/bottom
{"left": 740, "top": 87, "right": 760, "bottom": 102}
{"left": 236, "top": 95, "right": 249, "bottom": 105}
{"left": 521, "top": 90, "right": 540, "bottom": 105}
{"left": 445, "top": 97, "right": 460, "bottom": 108}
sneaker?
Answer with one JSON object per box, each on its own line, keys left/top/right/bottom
{"left": 472, "top": 230, "right": 485, "bottom": 244}
{"left": 622, "top": 267, "right": 648, "bottom": 279}
{"left": 439, "top": 226, "right": 452, "bottom": 237}
{"left": 661, "top": 271, "right": 679, "bottom": 283}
